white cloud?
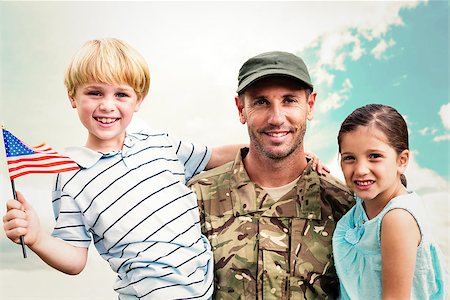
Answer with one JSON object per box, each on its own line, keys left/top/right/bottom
{"left": 317, "top": 32, "right": 362, "bottom": 71}
{"left": 311, "top": 67, "right": 335, "bottom": 87}
{"left": 393, "top": 74, "right": 408, "bottom": 87}
{"left": 326, "top": 154, "right": 345, "bottom": 182}
{"left": 439, "top": 103, "right": 450, "bottom": 130}
{"left": 418, "top": 126, "right": 439, "bottom": 138}
{"left": 320, "top": 93, "right": 346, "bottom": 113}
{"left": 354, "top": 1, "right": 420, "bottom": 39}
{"left": 372, "top": 38, "right": 396, "bottom": 59}
{"left": 308, "top": 0, "right": 421, "bottom": 78}
{"left": 350, "top": 40, "right": 365, "bottom": 60}
{"left": 313, "top": 30, "right": 368, "bottom": 76}
{"left": 419, "top": 103, "right": 450, "bottom": 142}
{"left": 433, "top": 134, "right": 450, "bottom": 142}
{"left": 419, "top": 127, "right": 430, "bottom": 135}
{"left": 342, "top": 78, "right": 353, "bottom": 91}
{"left": 421, "top": 191, "right": 450, "bottom": 267}
{"left": 319, "top": 78, "right": 353, "bottom": 113}
{"left": 405, "top": 152, "right": 449, "bottom": 194}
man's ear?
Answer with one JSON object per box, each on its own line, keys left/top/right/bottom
{"left": 235, "top": 95, "right": 246, "bottom": 124}
{"left": 398, "top": 149, "right": 410, "bottom": 174}
{"left": 69, "top": 94, "right": 77, "bottom": 108}
{"left": 306, "top": 91, "right": 317, "bottom": 121}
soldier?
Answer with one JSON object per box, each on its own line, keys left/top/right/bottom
{"left": 188, "top": 51, "right": 355, "bottom": 299}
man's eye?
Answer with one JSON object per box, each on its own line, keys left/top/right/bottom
{"left": 284, "top": 97, "right": 297, "bottom": 104}
{"left": 254, "top": 99, "right": 268, "bottom": 106}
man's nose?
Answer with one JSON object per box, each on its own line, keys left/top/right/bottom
{"left": 268, "top": 105, "right": 284, "bottom": 126}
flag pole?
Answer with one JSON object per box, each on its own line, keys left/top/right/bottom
{"left": 2, "top": 125, "right": 27, "bottom": 258}
{"left": 10, "top": 178, "right": 27, "bottom": 258}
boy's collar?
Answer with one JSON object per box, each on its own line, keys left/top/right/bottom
{"left": 65, "top": 131, "right": 148, "bottom": 169}
{"left": 65, "top": 146, "right": 104, "bottom": 169}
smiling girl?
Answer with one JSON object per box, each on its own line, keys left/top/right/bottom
{"left": 332, "top": 104, "right": 447, "bottom": 299}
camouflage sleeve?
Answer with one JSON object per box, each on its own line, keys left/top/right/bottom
{"left": 189, "top": 182, "right": 207, "bottom": 235}
{"left": 320, "top": 173, "right": 355, "bottom": 221}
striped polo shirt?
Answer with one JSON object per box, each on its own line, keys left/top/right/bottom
{"left": 51, "top": 129, "right": 213, "bottom": 299}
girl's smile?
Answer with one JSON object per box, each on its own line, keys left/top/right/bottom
{"left": 339, "top": 125, "right": 408, "bottom": 217}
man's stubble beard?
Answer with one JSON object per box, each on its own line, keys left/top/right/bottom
{"left": 248, "top": 124, "right": 307, "bottom": 161}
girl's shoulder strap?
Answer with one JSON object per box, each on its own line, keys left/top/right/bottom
{"left": 377, "top": 192, "right": 425, "bottom": 244}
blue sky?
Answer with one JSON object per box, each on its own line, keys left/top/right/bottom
{"left": 0, "top": 1, "right": 448, "bottom": 299}
{"left": 301, "top": 0, "right": 449, "bottom": 180}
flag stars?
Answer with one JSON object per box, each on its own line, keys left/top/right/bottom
{"left": 3, "top": 130, "right": 35, "bottom": 157}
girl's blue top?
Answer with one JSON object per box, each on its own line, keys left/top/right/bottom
{"left": 332, "top": 192, "right": 448, "bottom": 299}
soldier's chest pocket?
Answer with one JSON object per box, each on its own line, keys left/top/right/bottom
{"left": 259, "top": 217, "right": 334, "bottom": 278}
{"left": 290, "top": 218, "right": 334, "bottom": 278}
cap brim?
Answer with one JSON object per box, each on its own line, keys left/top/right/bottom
{"left": 237, "top": 69, "right": 313, "bottom": 93}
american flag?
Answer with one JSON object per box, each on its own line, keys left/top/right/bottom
{"left": 2, "top": 128, "right": 79, "bottom": 180}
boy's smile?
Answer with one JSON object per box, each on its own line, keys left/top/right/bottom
{"left": 94, "top": 117, "right": 120, "bottom": 125}
{"left": 70, "top": 82, "right": 143, "bottom": 152}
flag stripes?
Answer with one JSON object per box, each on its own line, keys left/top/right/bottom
{"left": 2, "top": 129, "right": 79, "bottom": 180}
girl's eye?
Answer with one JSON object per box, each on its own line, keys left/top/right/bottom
{"left": 369, "top": 153, "right": 382, "bottom": 159}
{"left": 341, "top": 155, "right": 355, "bottom": 162}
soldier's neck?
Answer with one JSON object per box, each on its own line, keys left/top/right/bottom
{"left": 243, "top": 148, "right": 308, "bottom": 188}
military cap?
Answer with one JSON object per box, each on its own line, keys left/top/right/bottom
{"left": 237, "top": 51, "right": 313, "bottom": 93}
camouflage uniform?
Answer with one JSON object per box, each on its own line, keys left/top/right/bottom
{"left": 188, "top": 148, "right": 355, "bottom": 300}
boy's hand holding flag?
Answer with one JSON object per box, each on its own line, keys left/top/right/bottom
{"left": 1, "top": 127, "right": 79, "bottom": 257}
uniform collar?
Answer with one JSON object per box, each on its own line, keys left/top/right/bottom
{"left": 229, "top": 148, "right": 322, "bottom": 220}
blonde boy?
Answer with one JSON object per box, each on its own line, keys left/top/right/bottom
{"left": 3, "top": 38, "right": 236, "bottom": 299}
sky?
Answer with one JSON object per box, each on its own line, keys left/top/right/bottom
{"left": 0, "top": 1, "right": 449, "bottom": 299}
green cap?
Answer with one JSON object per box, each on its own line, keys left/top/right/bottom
{"left": 237, "top": 51, "right": 313, "bottom": 94}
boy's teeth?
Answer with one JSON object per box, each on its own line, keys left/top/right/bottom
{"left": 96, "top": 117, "right": 116, "bottom": 124}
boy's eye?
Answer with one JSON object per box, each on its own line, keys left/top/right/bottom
{"left": 116, "top": 93, "right": 129, "bottom": 98}
{"left": 369, "top": 153, "right": 382, "bottom": 159}
{"left": 87, "top": 91, "right": 101, "bottom": 96}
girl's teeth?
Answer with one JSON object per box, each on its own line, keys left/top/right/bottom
{"left": 356, "top": 180, "right": 374, "bottom": 186}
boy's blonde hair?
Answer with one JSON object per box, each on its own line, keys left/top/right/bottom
{"left": 64, "top": 38, "right": 150, "bottom": 99}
